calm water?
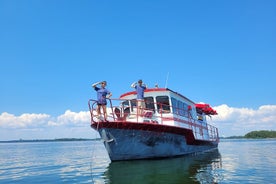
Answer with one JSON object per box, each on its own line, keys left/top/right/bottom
{"left": 0, "top": 139, "right": 275, "bottom": 184}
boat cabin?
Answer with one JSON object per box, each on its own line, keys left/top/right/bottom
{"left": 115, "top": 88, "right": 218, "bottom": 141}
{"left": 89, "top": 88, "right": 218, "bottom": 141}
{"left": 119, "top": 88, "right": 195, "bottom": 122}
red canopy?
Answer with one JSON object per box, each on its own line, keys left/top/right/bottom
{"left": 195, "top": 103, "right": 217, "bottom": 115}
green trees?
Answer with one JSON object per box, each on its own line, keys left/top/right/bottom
{"left": 244, "top": 130, "right": 276, "bottom": 138}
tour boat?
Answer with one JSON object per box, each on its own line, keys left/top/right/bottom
{"left": 88, "top": 87, "right": 219, "bottom": 161}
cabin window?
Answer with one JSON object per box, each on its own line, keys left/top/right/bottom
{"left": 144, "top": 97, "right": 155, "bottom": 113}
{"left": 171, "top": 97, "right": 178, "bottom": 114}
{"left": 130, "top": 99, "right": 136, "bottom": 107}
{"left": 183, "top": 103, "right": 189, "bottom": 117}
{"left": 130, "top": 99, "right": 137, "bottom": 112}
{"left": 179, "top": 102, "right": 189, "bottom": 117}
{"left": 122, "top": 100, "right": 130, "bottom": 107}
{"left": 178, "top": 101, "right": 184, "bottom": 116}
{"left": 156, "top": 96, "right": 170, "bottom": 113}
{"left": 121, "top": 100, "right": 131, "bottom": 115}
{"left": 171, "top": 97, "right": 189, "bottom": 117}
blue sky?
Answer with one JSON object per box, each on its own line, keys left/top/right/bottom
{"left": 0, "top": 0, "right": 275, "bottom": 140}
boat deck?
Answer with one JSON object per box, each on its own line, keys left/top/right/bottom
{"left": 88, "top": 98, "right": 219, "bottom": 143}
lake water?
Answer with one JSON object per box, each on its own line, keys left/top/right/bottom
{"left": 0, "top": 139, "right": 275, "bottom": 184}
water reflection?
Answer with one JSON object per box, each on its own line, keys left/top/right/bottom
{"left": 0, "top": 141, "right": 97, "bottom": 184}
{"left": 104, "top": 149, "right": 222, "bottom": 184}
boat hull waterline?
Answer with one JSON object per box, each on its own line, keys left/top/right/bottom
{"left": 91, "top": 121, "right": 218, "bottom": 161}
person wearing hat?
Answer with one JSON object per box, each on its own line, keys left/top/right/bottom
{"left": 131, "top": 79, "right": 147, "bottom": 116}
{"left": 92, "top": 81, "right": 112, "bottom": 121}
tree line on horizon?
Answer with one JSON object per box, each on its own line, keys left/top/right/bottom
{"left": 1, "top": 131, "right": 276, "bottom": 142}
{"left": 225, "top": 130, "right": 276, "bottom": 139}
{"left": 244, "top": 130, "right": 276, "bottom": 138}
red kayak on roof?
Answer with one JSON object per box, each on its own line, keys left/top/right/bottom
{"left": 195, "top": 103, "right": 217, "bottom": 115}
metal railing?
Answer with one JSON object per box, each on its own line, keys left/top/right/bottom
{"left": 88, "top": 98, "right": 219, "bottom": 141}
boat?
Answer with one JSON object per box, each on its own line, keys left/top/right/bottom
{"left": 88, "top": 87, "right": 219, "bottom": 161}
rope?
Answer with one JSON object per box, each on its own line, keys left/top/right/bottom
{"left": 89, "top": 120, "right": 101, "bottom": 184}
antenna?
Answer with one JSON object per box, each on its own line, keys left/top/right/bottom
{"left": 165, "top": 72, "right": 169, "bottom": 88}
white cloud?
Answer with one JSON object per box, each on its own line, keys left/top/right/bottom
{"left": 48, "top": 110, "right": 90, "bottom": 126}
{"left": 0, "top": 110, "right": 91, "bottom": 128}
{"left": 0, "top": 105, "right": 275, "bottom": 140}
{"left": 0, "top": 110, "right": 95, "bottom": 140}
{"left": 0, "top": 112, "right": 50, "bottom": 128}
{"left": 211, "top": 104, "right": 276, "bottom": 137}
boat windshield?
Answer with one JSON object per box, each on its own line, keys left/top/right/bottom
{"left": 156, "top": 96, "right": 171, "bottom": 113}
{"left": 145, "top": 97, "right": 155, "bottom": 113}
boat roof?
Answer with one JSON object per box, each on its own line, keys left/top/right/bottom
{"left": 120, "top": 88, "right": 195, "bottom": 104}
{"left": 120, "top": 88, "right": 218, "bottom": 115}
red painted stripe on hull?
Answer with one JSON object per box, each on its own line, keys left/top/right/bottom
{"left": 91, "top": 121, "right": 218, "bottom": 146}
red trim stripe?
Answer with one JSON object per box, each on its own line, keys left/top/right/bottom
{"left": 91, "top": 121, "right": 218, "bottom": 145}
{"left": 120, "top": 88, "right": 168, "bottom": 98}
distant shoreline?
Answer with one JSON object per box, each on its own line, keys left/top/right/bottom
{"left": 221, "top": 130, "right": 276, "bottom": 139}
{"left": 1, "top": 130, "right": 275, "bottom": 143}
{"left": 0, "top": 138, "right": 100, "bottom": 143}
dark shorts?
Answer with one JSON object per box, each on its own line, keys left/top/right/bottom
{"left": 97, "top": 102, "right": 107, "bottom": 106}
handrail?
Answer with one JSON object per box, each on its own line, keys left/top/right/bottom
{"left": 88, "top": 98, "right": 219, "bottom": 141}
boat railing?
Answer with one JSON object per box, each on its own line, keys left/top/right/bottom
{"left": 88, "top": 98, "right": 219, "bottom": 141}
{"left": 88, "top": 98, "right": 180, "bottom": 123}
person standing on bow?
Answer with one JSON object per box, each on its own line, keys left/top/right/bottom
{"left": 92, "top": 81, "right": 112, "bottom": 121}
{"left": 131, "top": 79, "right": 147, "bottom": 116}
